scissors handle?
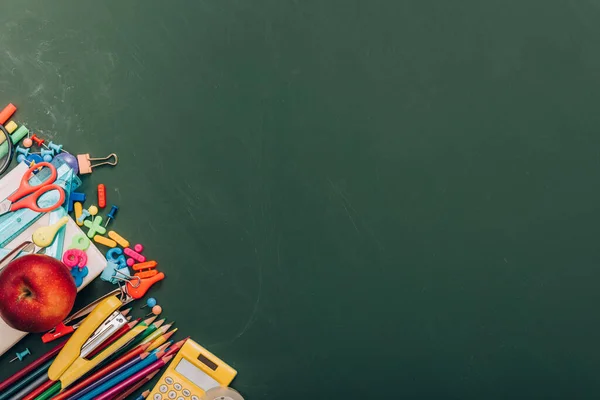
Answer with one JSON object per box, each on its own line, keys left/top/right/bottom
{"left": 9, "top": 184, "right": 65, "bottom": 213}
{"left": 7, "top": 162, "right": 58, "bottom": 203}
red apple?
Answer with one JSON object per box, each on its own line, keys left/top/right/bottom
{"left": 0, "top": 254, "right": 77, "bottom": 333}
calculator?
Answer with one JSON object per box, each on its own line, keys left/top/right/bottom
{"left": 148, "top": 339, "right": 237, "bottom": 400}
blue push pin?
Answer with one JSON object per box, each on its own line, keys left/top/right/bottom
{"left": 10, "top": 348, "right": 31, "bottom": 363}
{"left": 15, "top": 146, "right": 29, "bottom": 157}
{"left": 41, "top": 149, "right": 54, "bottom": 162}
{"left": 48, "top": 141, "right": 65, "bottom": 155}
{"left": 141, "top": 297, "right": 157, "bottom": 309}
{"left": 104, "top": 205, "right": 119, "bottom": 228}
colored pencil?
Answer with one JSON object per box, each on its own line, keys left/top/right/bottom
{"left": 4, "top": 373, "right": 47, "bottom": 400}
{"left": 77, "top": 352, "right": 170, "bottom": 400}
{"left": 87, "top": 319, "right": 140, "bottom": 358}
{"left": 112, "top": 374, "right": 157, "bottom": 400}
{"left": 147, "top": 328, "right": 178, "bottom": 351}
{"left": 141, "top": 324, "right": 172, "bottom": 345}
{"left": 0, "top": 359, "right": 53, "bottom": 400}
{"left": 65, "top": 353, "right": 150, "bottom": 400}
{"left": 132, "top": 389, "right": 150, "bottom": 400}
{"left": 163, "top": 338, "right": 187, "bottom": 358}
{"left": 0, "top": 340, "right": 66, "bottom": 393}
{"left": 21, "top": 378, "right": 57, "bottom": 400}
{"left": 93, "top": 355, "right": 173, "bottom": 400}
{"left": 36, "top": 321, "right": 150, "bottom": 400}
{"left": 132, "top": 319, "right": 164, "bottom": 345}
{"left": 51, "top": 342, "right": 152, "bottom": 400}
{"left": 104, "top": 318, "right": 163, "bottom": 363}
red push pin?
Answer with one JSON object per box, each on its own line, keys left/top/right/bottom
{"left": 30, "top": 134, "right": 49, "bottom": 149}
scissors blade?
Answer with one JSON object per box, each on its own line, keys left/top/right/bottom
{"left": 0, "top": 199, "right": 12, "bottom": 216}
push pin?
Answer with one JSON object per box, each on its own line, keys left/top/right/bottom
{"left": 9, "top": 348, "right": 31, "bottom": 363}
{"left": 48, "top": 141, "right": 68, "bottom": 155}
{"left": 77, "top": 153, "right": 118, "bottom": 175}
{"left": 141, "top": 297, "right": 157, "bottom": 309}
{"left": 104, "top": 205, "right": 118, "bottom": 227}
{"left": 30, "top": 134, "right": 50, "bottom": 149}
{"left": 88, "top": 205, "right": 99, "bottom": 222}
{"left": 15, "top": 146, "right": 29, "bottom": 157}
{"left": 145, "top": 305, "right": 162, "bottom": 318}
{"left": 41, "top": 149, "right": 54, "bottom": 162}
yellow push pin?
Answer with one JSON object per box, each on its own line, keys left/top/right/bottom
{"left": 32, "top": 216, "right": 69, "bottom": 248}
{"left": 88, "top": 205, "right": 99, "bottom": 223}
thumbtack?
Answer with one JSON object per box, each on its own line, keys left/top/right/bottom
{"left": 48, "top": 141, "right": 68, "bottom": 154}
{"left": 15, "top": 146, "right": 29, "bottom": 157}
{"left": 41, "top": 149, "right": 54, "bottom": 162}
{"left": 105, "top": 205, "right": 119, "bottom": 227}
{"left": 141, "top": 297, "right": 157, "bottom": 309}
{"left": 30, "top": 134, "right": 50, "bottom": 149}
{"left": 88, "top": 205, "right": 99, "bottom": 224}
{"left": 145, "top": 305, "right": 162, "bottom": 317}
{"left": 9, "top": 348, "right": 31, "bottom": 363}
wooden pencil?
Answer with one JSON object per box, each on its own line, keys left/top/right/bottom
{"left": 111, "top": 372, "right": 158, "bottom": 400}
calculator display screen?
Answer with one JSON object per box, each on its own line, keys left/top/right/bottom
{"left": 175, "top": 358, "right": 220, "bottom": 391}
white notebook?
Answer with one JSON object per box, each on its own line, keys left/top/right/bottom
{"left": 0, "top": 164, "right": 106, "bottom": 356}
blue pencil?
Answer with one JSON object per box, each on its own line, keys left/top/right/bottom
{"left": 66, "top": 353, "right": 150, "bottom": 400}
{"left": 0, "top": 359, "right": 53, "bottom": 400}
{"left": 75, "top": 349, "right": 167, "bottom": 400}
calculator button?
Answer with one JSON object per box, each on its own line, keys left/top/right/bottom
{"left": 159, "top": 385, "right": 168, "bottom": 393}
{"left": 178, "top": 398, "right": 185, "bottom": 400}
{"left": 165, "top": 377, "right": 174, "bottom": 385}
{"left": 191, "top": 397, "right": 199, "bottom": 400}
{"left": 183, "top": 389, "right": 191, "bottom": 396}
{"left": 154, "top": 395, "right": 162, "bottom": 400}
{"left": 174, "top": 383, "right": 183, "bottom": 391}
{"left": 169, "top": 391, "right": 177, "bottom": 399}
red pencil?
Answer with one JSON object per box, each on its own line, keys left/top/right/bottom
{"left": 87, "top": 318, "right": 140, "bottom": 358}
{"left": 51, "top": 341, "right": 152, "bottom": 400}
{"left": 163, "top": 337, "right": 189, "bottom": 358}
{"left": 0, "top": 340, "right": 66, "bottom": 392}
{"left": 21, "top": 379, "right": 55, "bottom": 400}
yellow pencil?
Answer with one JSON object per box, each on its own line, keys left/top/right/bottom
{"left": 141, "top": 323, "right": 172, "bottom": 345}
{"left": 147, "top": 328, "right": 178, "bottom": 352}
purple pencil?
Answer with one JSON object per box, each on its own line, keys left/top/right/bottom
{"left": 94, "top": 355, "right": 173, "bottom": 400}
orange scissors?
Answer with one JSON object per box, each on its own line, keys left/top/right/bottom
{"left": 0, "top": 162, "right": 65, "bottom": 216}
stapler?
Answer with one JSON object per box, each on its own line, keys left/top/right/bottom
{"left": 46, "top": 294, "right": 146, "bottom": 391}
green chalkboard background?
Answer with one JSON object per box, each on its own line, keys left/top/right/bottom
{"left": 1, "top": 0, "right": 600, "bottom": 398}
